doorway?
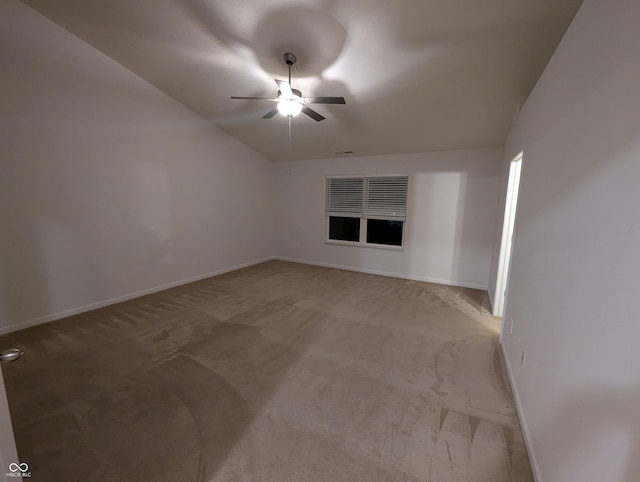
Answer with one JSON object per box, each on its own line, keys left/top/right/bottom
{"left": 494, "top": 151, "right": 523, "bottom": 321}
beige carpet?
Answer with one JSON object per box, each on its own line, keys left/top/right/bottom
{"left": 0, "top": 260, "right": 533, "bottom": 481}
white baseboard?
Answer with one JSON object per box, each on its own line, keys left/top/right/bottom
{"left": 275, "top": 256, "right": 487, "bottom": 290}
{"left": 500, "top": 342, "right": 542, "bottom": 482}
{"left": 2, "top": 255, "right": 487, "bottom": 335}
{"left": 0, "top": 257, "right": 275, "bottom": 335}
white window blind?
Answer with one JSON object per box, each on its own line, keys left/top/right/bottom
{"left": 326, "top": 176, "right": 408, "bottom": 218}
{"left": 364, "top": 176, "right": 408, "bottom": 219}
{"left": 326, "top": 177, "right": 364, "bottom": 216}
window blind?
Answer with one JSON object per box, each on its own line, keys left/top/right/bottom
{"left": 364, "top": 176, "right": 408, "bottom": 219}
{"left": 326, "top": 177, "right": 364, "bottom": 216}
{"left": 326, "top": 175, "right": 408, "bottom": 219}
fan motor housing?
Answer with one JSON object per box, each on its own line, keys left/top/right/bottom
{"left": 283, "top": 52, "right": 297, "bottom": 66}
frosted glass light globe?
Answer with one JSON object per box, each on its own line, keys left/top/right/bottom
{"left": 277, "top": 97, "right": 302, "bottom": 117}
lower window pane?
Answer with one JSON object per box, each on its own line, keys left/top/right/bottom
{"left": 366, "top": 219, "right": 403, "bottom": 246}
{"left": 329, "top": 217, "right": 360, "bottom": 242}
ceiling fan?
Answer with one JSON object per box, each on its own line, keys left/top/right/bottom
{"left": 231, "top": 52, "right": 345, "bottom": 122}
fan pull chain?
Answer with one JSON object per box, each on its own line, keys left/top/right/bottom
{"left": 288, "top": 115, "right": 292, "bottom": 181}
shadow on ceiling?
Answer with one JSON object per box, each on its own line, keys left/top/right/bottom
{"left": 175, "top": 0, "right": 365, "bottom": 128}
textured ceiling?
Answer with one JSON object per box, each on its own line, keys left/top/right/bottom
{"left": 21, "top": 0, "right": 583, "bottom": 162}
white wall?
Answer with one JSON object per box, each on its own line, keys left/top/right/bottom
{"left": 498, "top": 0, "right": 640, "bottom": 480}
{"left": 0, "top": 0, "right": 275, "bottom": 334}
{"left": 275, "top": 149, "right": 503, "bottom": 289}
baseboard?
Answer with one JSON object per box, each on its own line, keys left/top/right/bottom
{"left": 275, "top": 256, "right": 487, "bottom": 290}
{"left": 500, "top": 342, "right": 543, "bottom": 482}
{"left": 0, "top": 256, "right": 275, "bottom": 336}
{"left": 2, "top": 256, "right": 487, "bottom": 335}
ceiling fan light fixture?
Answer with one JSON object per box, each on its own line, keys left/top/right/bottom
{"left": 231, "top": 52, "right": 344, "bottom": 122}
{"left": 277, "top": 97, "right": 302, "bottom": 117}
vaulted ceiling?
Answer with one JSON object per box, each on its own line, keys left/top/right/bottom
{"left": 21, "top": 0, "right": 583, "bottom": 161}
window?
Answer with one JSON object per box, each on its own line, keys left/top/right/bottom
{"left": 366, "top": 219, "right": 403, "bottom": 246}
{"left": 329, "top": 216, "right": 360, "bottom": 242}
{"left": 326, "top": 175, "right": 408, "bottom": 247}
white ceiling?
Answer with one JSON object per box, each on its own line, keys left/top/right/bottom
{"left": 21, "top": 0, "right": 583, "bottom": 162}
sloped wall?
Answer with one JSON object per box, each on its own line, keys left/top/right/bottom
{"left": 0, "top": 0, "right": 275, "bottom": 333}
{"left": 499, "top": 0, "right": 640, "bottom": 480}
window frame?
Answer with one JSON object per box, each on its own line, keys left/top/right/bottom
{"left": 325, "top": 174, "right": 408, "bottom": 250}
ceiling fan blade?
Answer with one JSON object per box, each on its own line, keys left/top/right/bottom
{"left": 261, "top": 107, "right": 279, "bottom": 119}
{"left": 275, "top": 79, "right": 293, "bottom": 97}
{"left": 231, "top": 96, "right": 275, "bottom": 100}
{"left": 302, "top": 106, "right": 325, "bottom": 122}
{"left": 304, "top": 97, "right": 346, "bottom": 104}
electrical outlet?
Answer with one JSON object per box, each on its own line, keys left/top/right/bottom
{"left": 520, "top": 351, "right": 526, "bottom": 367}
{"left": 510, "top": 320, "right": 514, "bottom": 334}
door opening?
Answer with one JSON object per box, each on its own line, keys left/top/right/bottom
{"left": 494, "top": 151, "right": 523, "bottom": 322}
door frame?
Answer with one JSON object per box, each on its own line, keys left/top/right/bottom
{"left": 0, "top": 365, "right": 21, "bottom": 481}
{"left": 494, "top": 151, "right": 523, "bottom": 322}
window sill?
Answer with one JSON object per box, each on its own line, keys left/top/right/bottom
{"left": 324, "top": 240, "right": 404, "bottom": 251}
